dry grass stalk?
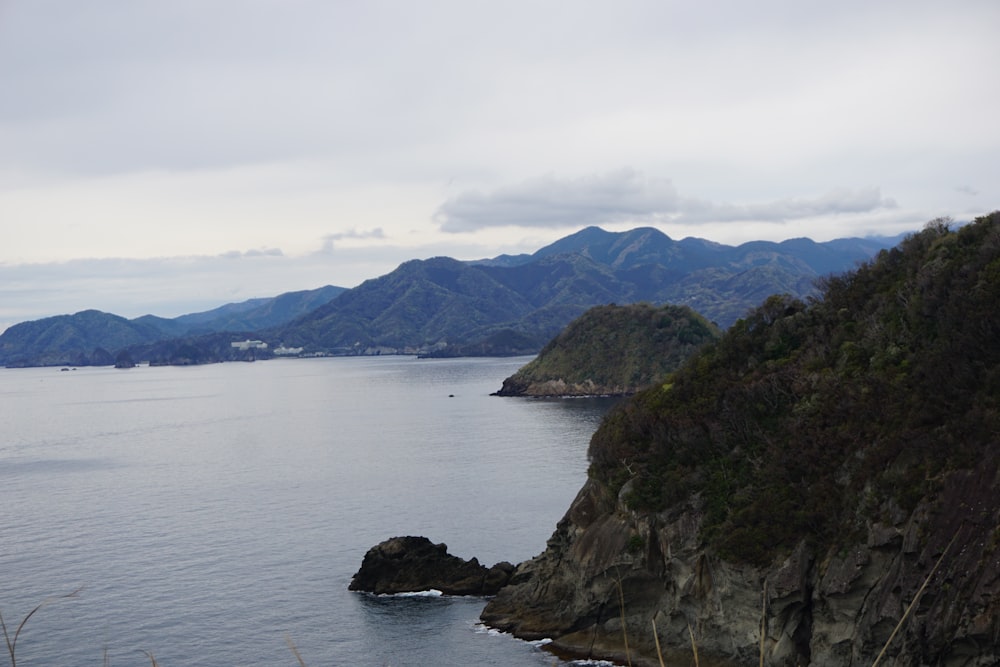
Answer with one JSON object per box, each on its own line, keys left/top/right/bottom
{"left": 871, "top": 528, "right": 961, "bottom": 667}
{"left": 286, "top": 635, "right": 308, "bottom": 667}
{"left": 1, "top": 587, "right": 82, "bottom": 667}
{"left": 651, "top": 619, "right": 667, "bottom": 667}
{"left": 140, "top": 649, "right": 160, "bottom": 666}
{"left": 687, "top": 621, "right": 700, "bottom": 667}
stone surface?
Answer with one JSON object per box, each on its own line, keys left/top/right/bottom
{"left": 481, "top": 465, "right": 1000, "bottom": 666}
{"left": 349, "top": 536, "right": 514, "bottom": 596}
{"left": 495, "top": 376, "right": 631, "bottom": 398}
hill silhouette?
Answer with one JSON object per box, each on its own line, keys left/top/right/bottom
{"left": 276, "top": 226, "right": 900, "bottom": 355}
{"left": 1, "top": 226, "right": 901, "bottom": 366}
{"left": 0, "top": 286, "right": 342, "bottom": 367}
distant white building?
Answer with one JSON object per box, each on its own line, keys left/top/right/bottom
{"left": 231, "top": 339, "right": 268, "bottom": 351}
{"left": 274, "top": 345, "right": 304, "bottom": 356}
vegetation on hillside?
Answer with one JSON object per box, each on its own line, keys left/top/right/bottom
{"left": 0, "top": 310, "right": 167, "bottom": 367}
{"left": 0, "top": 286, "right": 343, "bottom": 368}
{"left": 2, "top": 227, "right": 895, "bottom": 366}
{"left": 497, "top": 303, "right": 719, "bottom": 396}
{"left": 588, "top": 213, "right": 1000, "bottom": 565}
{"left": 277, "top": 228, "right": 897, "bottom": 355}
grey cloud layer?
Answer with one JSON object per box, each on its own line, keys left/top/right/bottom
{"left": 435, "top": 170, "right": 897, "bottom": 232}
{"left": 435, "top": 169, "right": 679, "bottom": 231}
{"left": 0, "top": 1, "right": 995, "bottom": 329}
{"left": 677, "top": 188, "right": 897, "bottom": 224}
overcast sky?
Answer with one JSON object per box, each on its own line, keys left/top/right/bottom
{"left": 2, "top": 1, "right": 998, "bottom": 332}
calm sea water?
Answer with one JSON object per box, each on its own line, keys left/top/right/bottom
{"left": 0, "top": 357, "right": 617, "bottom": 666}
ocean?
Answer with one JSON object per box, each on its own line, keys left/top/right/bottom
{"left": 0, "top": 356, "right": 618, "bottom": 666}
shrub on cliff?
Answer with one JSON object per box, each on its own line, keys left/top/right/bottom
{"left": 588, "top": 212, "right": 1000, "bottom": 565}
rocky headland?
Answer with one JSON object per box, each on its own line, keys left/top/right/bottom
{"left": 494, "top": 303, "right": 718, "bottom": 397}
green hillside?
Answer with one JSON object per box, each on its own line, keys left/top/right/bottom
{"left": 495, "top": 303, "right": 719, "bottom": 396}
{"left": 0, "top": 286, "right": 344, "bottom": 367}
{"left": 0, "top": 310, "right": 166, "bottom": 367}
{"left": 1, "top": 226, "right": 901, "bottom": 366}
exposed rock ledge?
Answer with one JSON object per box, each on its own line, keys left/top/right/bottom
{"left": 351, "top": 467, "right": 998, "bottom": 666}
{"left": 349, "top": 536, "right": 514, "bottom": 596}
{"left": 494, "top": 376, "right": 632, "bottom": 397}
{"left": 480, "top": 468, "right": 1000, "bottom": 667}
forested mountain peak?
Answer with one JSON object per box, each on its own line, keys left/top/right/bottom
{"left": 282, "top": 225, "right": 902, "bottom": 355}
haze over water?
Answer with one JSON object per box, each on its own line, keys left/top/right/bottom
{"left": 0, "top": 356, "right": 617, "bottom": 666}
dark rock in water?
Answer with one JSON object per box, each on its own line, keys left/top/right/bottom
{"left": 349, "top": 536, "right": 514, "bottom": 596}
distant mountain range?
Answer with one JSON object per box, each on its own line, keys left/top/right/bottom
{"left": 273, "top": 226, "right": 903, "bottom": 355}
{"left": 0, "top": 226, "right": 905, "bottom": 367}
{"left": 0, "top": 285, "right": 343, "bottom": 367}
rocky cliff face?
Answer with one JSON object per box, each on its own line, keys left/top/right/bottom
{"left": 484, "top": 216, "right": 1000, "bottom": 666}
{"left": 483, "top": 464, "right": 999, "bottom": 666}
{"left": 496, "top": 376, "right": 632, "bottom": 397}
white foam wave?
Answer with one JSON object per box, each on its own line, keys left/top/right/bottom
{"left": 395, "top": 589, "right": 443, "bottom": 597}
{"left": 473, "top": 623, "right": 504, "bottom": 636}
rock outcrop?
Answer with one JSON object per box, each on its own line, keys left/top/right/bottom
{"left": 482, "top": 467, "right": 1000, "bottom": 666}
{"left": 350, "top": 536, "right": 514, "bottom": 596}
{"left": 496, "top": 376, "right": 627, "bottom": 397}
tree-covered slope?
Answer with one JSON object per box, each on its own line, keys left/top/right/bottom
{"left": 276, "top": 256, "right": 539, "bottom": 352}
{"left": 280, "top": 228, "right": 901, "bottom": 355}
{"left": 495, "top": 303, "right": 719, "bottom": 396}
{"left": 483, "top": 213, "right": 1000, "bottom": 666}
{"left": 0, "top": 285, "right": 345, "bottom": 367}
{"left": 0, "top": 310, "right": 167, "bottom": 367}
{"left": 589, "top": 215, "right": 1000, "bottom": 565}
{"left": 173, "top": 285, "right": 344, "bottom": 333}
{"left": 1, "top": 226, "right": 902, "bottom": 365}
